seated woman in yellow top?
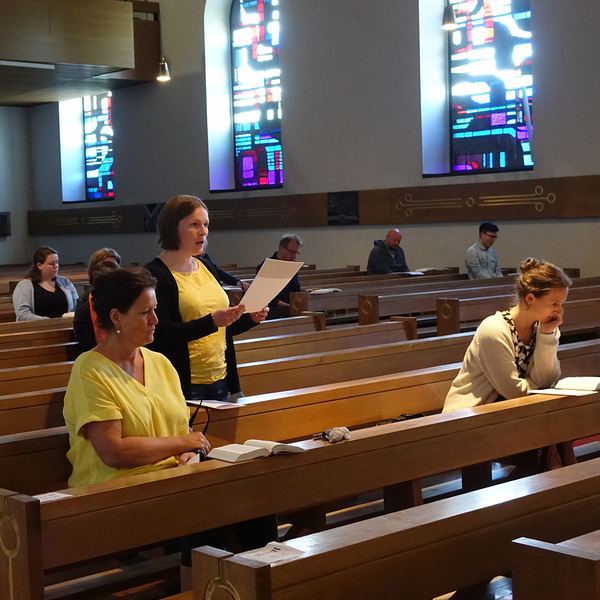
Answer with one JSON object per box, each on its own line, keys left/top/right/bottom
{"left": 63, "top": 267, "right": 210, "bottom": 488}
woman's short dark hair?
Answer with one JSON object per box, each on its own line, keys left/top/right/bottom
{"left": 27, "top": 247, "right": 59, "bottom": 283}
{"left": 89, "top": 260, "right": 120, "bottom": 289}
{"left": 92, "top": 267, "right": 157, "bottom": 331}
{"left": 87, "top": 248, "right": 122, "bottom": 281}
{"left": 157, "top": 195, "right": 208, "bottom": 251}
{"left": 516, "top": 258, "right": 572, "bottom": 299}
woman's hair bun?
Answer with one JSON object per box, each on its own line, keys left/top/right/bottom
{"left": 519, "top": 258, "right": 539, "bottom": 273}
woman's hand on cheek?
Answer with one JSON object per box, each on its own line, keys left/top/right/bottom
{"left": 539, "top": 313, "right": 563, "bottom": 334}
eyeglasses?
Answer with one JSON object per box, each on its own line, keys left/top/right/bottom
{"left": 483, "top": 232, "right": 498, "bottom": 239}
{"left": 284, "top": 246, "right": 301, "bottom": 256}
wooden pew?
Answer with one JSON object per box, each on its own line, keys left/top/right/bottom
{"left": 237, "top": 332, "right": 475, "bottom": 395}
{"left": 0, "top": 327, "right": 75, "bottom": 351}
{"left": 290, "top": 273, "right": 510, "bottom": 318}
{"left": 512, "top": 528, "right": 600, "bottom": 599}
{"left": 0, "top": 342, "right": 79, "bottom": 369}
{"left": 193, "top": 457, "right": 600, "bottom": 600}
{"left": 0, "top": 315, "right": 73, "bottom": 335}
{"left": 3, "top": 334, "right": 600, "bottom": 494}
{"left": 0, "top": 321, "right": 417, "bottom": 370}
{"left": 437, "top": 295, "right": 600, "bottom": 337}
{"left": 234, "top": 319, "right": 417, "bottom": 363}
{"left": 0, "top": 361, "right": 73, "bottom": 395}
{"left": 235, "top": 313, "right": 326, "bottom": 340}
{"left": 0, "top": 363, "right": 461, "bottom": 493}
{"left": 360, "top": 280, "right": 600, "bottom": 328}
{"left": 5, "top": 391, "right": 600, "bottom": 600}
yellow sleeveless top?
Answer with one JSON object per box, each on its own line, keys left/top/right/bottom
{"left": 171, "top": 259, "right": 229, "bottom": 384}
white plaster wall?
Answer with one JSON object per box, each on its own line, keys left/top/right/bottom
{"left": 3, "top": 0, "right": 600, "bottom": 276}
{"left": 0, "top": 107, "right": 34, "bottom": 264}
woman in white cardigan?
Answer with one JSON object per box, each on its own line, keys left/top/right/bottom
{"left": 443, "top": 257, "right": 575, "bottom": 472}
{"left": 12, "top": 246, "right": 78, "bottom": 321}
{"left": 444, "top": 258, "right": 571, "bottom": 412}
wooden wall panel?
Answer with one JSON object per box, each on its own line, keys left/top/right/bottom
{"left": 28, "top": 205, "right": 146, "bottom": 236}
{"left": 204, "top": 194, "right": 329, "bottom": 230}
{"left": 24, "top": 175, "right": 600, "bottom": 236}
{"left": 359, "top": 178, "right": 565, "bottom": 224}
{"left": 562, "top": 175, "right": 600, "bottom": 218}
{"left": 0, "top": 0, "right": 134, "bottom": 69}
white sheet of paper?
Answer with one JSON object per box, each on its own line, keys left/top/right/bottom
{"left": 237, "top": 541, "right": 304, "bottom": 564}
{"left": 529, "top": 388, "right": 596, "bottom": 396}
{"left": 186, "top": 400, "right": 240, "bottom": 410}
{"left": 238, "top": 258, "right": 303, "bottom": 313}
{"left": 34, "top": 492, "right": 72, "bottom": 502}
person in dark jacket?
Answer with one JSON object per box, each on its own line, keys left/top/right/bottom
{"left": 366, "top": 229, "right": 410, "bottom": 275}
{"left": 256, "top": 233, "right": 302, "bottom": 319}
{"left": 73, "top": 248, "right": 121, "bottom": 351}
{"left": 145, "top": 195, "right": 268, "bottom": 401}
{"left": 201, "top": 250, "right": 249, "bottom": 291}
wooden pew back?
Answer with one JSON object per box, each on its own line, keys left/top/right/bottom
{"left": 5, "top": 391, "right": 600, "bottom": 600}
{"left": 234, "top": 319, "right": 417, "bottom": 363}
{"left": 234, "top": 313, "right": 326, "bottom": 340}
{"left": 194, "top": 457, "right": 600, "bottom": 600}
{"left": 437, "top": 293, "right": 600, "bottom": 336}
{"left": 237, "top": 332, "right": 475, "bottom": 395}
{"left": 2, "top": 334, "right": 600, "bottom": 495}
{"left": 512, "top": 529, "right": 600, "bottom": 600}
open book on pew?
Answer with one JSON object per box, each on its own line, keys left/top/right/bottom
{"left": 530, "top": 377, "right": 600, "bottom": 396}
{"left": 207, "top": 439, "right": 307, "bottom": 463}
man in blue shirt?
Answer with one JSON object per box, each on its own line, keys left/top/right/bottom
{"left": 465, "top": 222, "right": 503, "bottom": 279}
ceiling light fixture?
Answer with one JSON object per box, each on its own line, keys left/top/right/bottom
{"left": 442, "top": 3, "right": 458, "bottom": 31}
{"left": 156, "top": 12, "right": 171, "bottom": 82}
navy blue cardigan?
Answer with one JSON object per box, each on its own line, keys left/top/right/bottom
{"left": 145, "top": 257, "right": 255, "bottom": 398}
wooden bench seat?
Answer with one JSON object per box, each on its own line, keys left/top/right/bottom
{"left": 0, "top": 341, "right": 79, "bottom": 369}
{"left": 437, "top": 294, "right": 600, "bottom": 337}
{"left": 512, "top": 527, "right": 600, "bottom": 599}
{"left": 235, "top": 313, "right": 326, "bottom": 340}
{"left": 290, "top": 273, "right": 512, "bottom": 318}
{"left": 236, "top": 331, "right": 474, "bottom": 396}
{"left": 3, "top": 334, "right": 600, "bottom": 495}
{"left": 5, "top": 390, "right": 600, "bottom": 600}
{"left": 193, "top": 456, "right": 600, "bottom": 600}
{"left": 359, "top": 279, "right": 600, "bottom": 329}
{"left": 234, "top": 319, "right": 417, "bottom": 363}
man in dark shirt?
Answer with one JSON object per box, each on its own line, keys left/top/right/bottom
{"left": 257, "top": 233, "right": 303, "bottom": 319}
{"left": 367, "top": 229, "right": 409, "bottom": 275}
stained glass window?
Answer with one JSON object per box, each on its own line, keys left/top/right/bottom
{"left": 230, "top": 0, "right": 283, "bottom": 189}
{"left": 448, "top": 0, "right": 533, "bottom": 172}
{"left": 83, "top": 91, "right": 114, "bottom": 199}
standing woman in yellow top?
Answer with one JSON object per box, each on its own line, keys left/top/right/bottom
{"left": 145, "top": 195, "right": 268, "bottom": 401}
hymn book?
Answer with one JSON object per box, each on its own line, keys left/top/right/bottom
{"left": 530, "top": 377, "right": 600, "bottom": 396}
{"left": 207, "top": 439, "right": 306, "bottom": 463}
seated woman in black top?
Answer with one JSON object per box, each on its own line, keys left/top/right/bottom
{"left": 12, "top": 246, "right": 78, "bottom": 321}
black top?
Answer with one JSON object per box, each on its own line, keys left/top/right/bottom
{"left": 73, "top": 293, "right": 97, "bottom": 352}
{"left": 33, "top": 282, "right": 68, "bottom": 318}
{"left": 201, "top": 253, "right": 241, "bottom": 287}
{"left": 144, "top": 256, "right": 256, "bottom": 398}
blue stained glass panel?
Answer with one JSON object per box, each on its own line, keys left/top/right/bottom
{"left": 231, "top": 0, "right": 283, "bottom": 189}
{"left": 449, "top": 0, "right": 533, "bottom": 173}
{"left": 83, "top": 92, "right": 114, "bottom": 200}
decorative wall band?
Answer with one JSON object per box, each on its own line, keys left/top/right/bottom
{"left": 24, "top": 175, "right": 600, "bottom": 236}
